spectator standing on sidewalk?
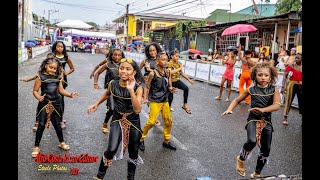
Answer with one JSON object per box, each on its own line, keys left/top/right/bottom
{"left": 215, "top": 49, "right": 237, "bottom": 102}
{"left": 281, "top": 54, "right": 303, "bottom": 126}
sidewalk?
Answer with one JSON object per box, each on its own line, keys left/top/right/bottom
{"left": 18, "top": 45, "right": 50, "bottom": 64}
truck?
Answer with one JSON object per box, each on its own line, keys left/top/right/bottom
{"left": 56, "top": 36, "right": 72, "bottom": 51}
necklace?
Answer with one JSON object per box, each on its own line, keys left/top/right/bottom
{"left": 257, "top": 84, "right": 268, "bottom": 88}
{"left": 119, "top": 81, "right": 127, "bottom": 87}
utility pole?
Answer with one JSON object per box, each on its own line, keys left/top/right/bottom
{"left": 47, "top": 10, "right": 59, "bottom": 39}
{"left": 229, "top": 3, "right": 231, "bottom": 22}
{"left": 116, "top": 3, "right": 129, "bottom": 46}
{"left": 21, "top": 0, "right": 25, "bottom": 44}
{"left": 126, "top": 4, "right": 129, "bottom": 45}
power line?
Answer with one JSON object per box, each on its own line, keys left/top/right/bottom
{"left": 135, "top": 0, "right": 187, "bottom": 13}
{"left": 150, "top": 0, "right": 200, "bottom": 13}
{"left": 40, "top": 0, "right": 120, "bottom": 12}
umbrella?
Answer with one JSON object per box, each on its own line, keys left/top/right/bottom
{"left": 222, "top": 24, "right": 257, "bottom": 36}
{"left": 188, "top": 49, "right": 203, "bottom": 55}
{"left": 180, "top": 51, "right": 189, "bottom": 55}
{"left": 291, "top": 27, "right": 302, "bottom": 33}
{"left": 128, "top": 44, "right": 136, "bottom": 47}
{"left": 227, "top": 46, "right": 237, "bottom": 50}
{"left": 134, "top": 41, "right": 142, "bottom": 45}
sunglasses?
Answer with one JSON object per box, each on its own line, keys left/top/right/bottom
{"left": 120, "top": 58, "right": 133, "bottom": 63}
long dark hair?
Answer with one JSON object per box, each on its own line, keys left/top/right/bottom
{"left": 170, "top": 50, "right": 179, "bottom": 59}
{"left": 38, "top": 58, "right": 62, "bottom": 76}
{"left": 108, "top": 48, "right": 125, "bottom": 62}
{"left": 52, "top": 41, "right": 68, "bottom": 59}
{"left": 120, "top": 59, "right": 144, "bottom": 84}
{"left": 145, "top": 42, "right": 161, "bottom": 59}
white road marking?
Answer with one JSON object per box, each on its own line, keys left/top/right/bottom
{"left": 140, "top": 109, "right": 188, "bottom": 150}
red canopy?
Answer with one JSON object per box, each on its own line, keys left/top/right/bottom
{"left": 188, "top": 49, "right": 203, "bottom": 55}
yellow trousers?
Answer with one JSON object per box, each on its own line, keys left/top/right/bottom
{"left": 141, "top": 101, "right": 172, "bottom": 141}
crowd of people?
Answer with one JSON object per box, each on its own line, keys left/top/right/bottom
{"left": 20, "top": 39, "right": 302, "bottom": 179}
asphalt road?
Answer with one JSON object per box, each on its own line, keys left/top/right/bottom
{"left": 18, "top": 51, "right": 302, "bottom": 180}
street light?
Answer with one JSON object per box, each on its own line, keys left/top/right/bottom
{"left": 116, "top": 3, "right": 129, "bottom": 46}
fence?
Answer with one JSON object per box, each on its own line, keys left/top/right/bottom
{"left": 123, "top": 51, "right": 299, "bottom": 107}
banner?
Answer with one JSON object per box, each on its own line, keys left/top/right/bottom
{"left": 178, "top": 59, "right": 186, "bottom": 73}
{"left": 209, "top": 64, "right": 226, "bottom": 84}
{"left": 232, "top": 67, "right": 241, "bottom": 89}
{"left": 195, "top": 63, "right": 210, "bottom": 81}
{"left": 184, "top": 61, "right": 196, "bottom": 77}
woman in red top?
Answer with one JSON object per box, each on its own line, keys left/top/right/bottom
{"left": 215, "top": 50, "right": 237, "bottom": 101}
{"left": 281, "top": 54, "right": 302, "bottom": 125}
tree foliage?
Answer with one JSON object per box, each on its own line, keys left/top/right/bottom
{"left": 275, "top": 0, "right": 302, "bottom": 15}
{"left": 86, "top": 22, "right": 99, "bottom": 29}
{"left": 32, "top": 13, "right": 38, "bottom": 22}
{"left": 175, "top": 20, "right": 206, "bottom": 40}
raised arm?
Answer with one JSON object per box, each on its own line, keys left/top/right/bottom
{"left": 87, "top": 83, "right": 112, "bottom": 113}
{"left": 221, "top": 89, "right": 250, "bottom": 116}
{"left": 20, "top": 75, "right": 38, "bottom": 82}
{"left": 181, "top": 71, "right": 194, "bottom": 84}
{"left": 139, "top": 59, "right": 146, "bottom": 70}
{"left": 143, "top": 71, "right": 154, "bottom": 103}
{"left": 65, "top": 58, "right": 75, "bottom": 75}
{"left": 93, "top": 64, "right": 108, "bottom": 89}
{"left": 58, "top": 80, "right": 79, "bottom": 98}
{"left": 33, "top": 77, "right": 43, "bottom": 101}
{"left": 90, "top": 58, "right": 108, "bottom": 78}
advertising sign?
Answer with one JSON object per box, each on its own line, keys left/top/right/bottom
{"left": 184, "top": 61, "right": 196, "bottom": 77}
{"left": 209, "top": 64, "right": 226, "bottom": 84}
{"left": 195, "top": 63, "right": 210, "bottom": 81}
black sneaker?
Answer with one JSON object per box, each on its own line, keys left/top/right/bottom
{"left": 138, "top": 141, "right": 145, "bottom": 152}
{"left": 162, "top": 141, "right": 177, "bottom": 150}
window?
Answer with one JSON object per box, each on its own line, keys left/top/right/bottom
{"left": 155, "top": 24, "right": 166, "bottom": 28}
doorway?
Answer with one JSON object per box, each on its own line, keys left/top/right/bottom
{"left": 238, "top": 36, "right": 249, "bottom": 50}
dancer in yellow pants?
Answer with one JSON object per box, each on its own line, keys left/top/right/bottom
{"left": 139, "top": 52, "right": 177, "bottom": 151}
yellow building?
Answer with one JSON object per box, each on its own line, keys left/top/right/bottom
{"left": 112, "top": 12, "right": 203, "bottom": 45}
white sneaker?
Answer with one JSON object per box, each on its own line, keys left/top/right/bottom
{"left": 170, "top": 108, "right": 174, "bottom": 112}
{"left": 214, "top": 96, "right": 221, "bottom": 100}
{"left": 225, "top": 98, "right": 230, "bottom": 102}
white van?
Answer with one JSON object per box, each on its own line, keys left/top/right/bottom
{"left": 56, "top": 36, "right": 72, "bottom": 51}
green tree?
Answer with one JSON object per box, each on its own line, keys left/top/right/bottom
{"left": 275, "top": 0, "right": 302, "bottom": 15}
{"left": 86, "top": 22, "right": 99, "bottom": 29}
{"left": 175, "top": 20, "right": 206, "bottom": 40}
{"left": 32, "top": 13, "right": 38, "bottom": 22}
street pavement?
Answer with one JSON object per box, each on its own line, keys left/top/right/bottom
{"left": 18, "top": 51, "right": 302, "bottom": 180}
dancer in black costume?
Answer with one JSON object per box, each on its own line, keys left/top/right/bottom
{"left": 93, "top": 48, "right": 125, "bottom": 134}
{"left": 32, "top": 57, "right": 79, "bottom": 158}
{"left": 88, "top": 58, "right": 144, "bottom": 180}
{"left": 222, "top": 62, "right": 281, "bottom": 178}
{"left": 20, "top": 52, "right": 57, "bottom": 132}
{"left": 52, "top": 41, "right": 75, "bottom": 129}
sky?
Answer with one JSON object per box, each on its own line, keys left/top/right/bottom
{"left": 32, "top": 0, "right": 278, "bottom": 27}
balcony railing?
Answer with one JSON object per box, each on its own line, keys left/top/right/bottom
{"left": 116, "top": 29, "right": 124, "bottom": 35}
